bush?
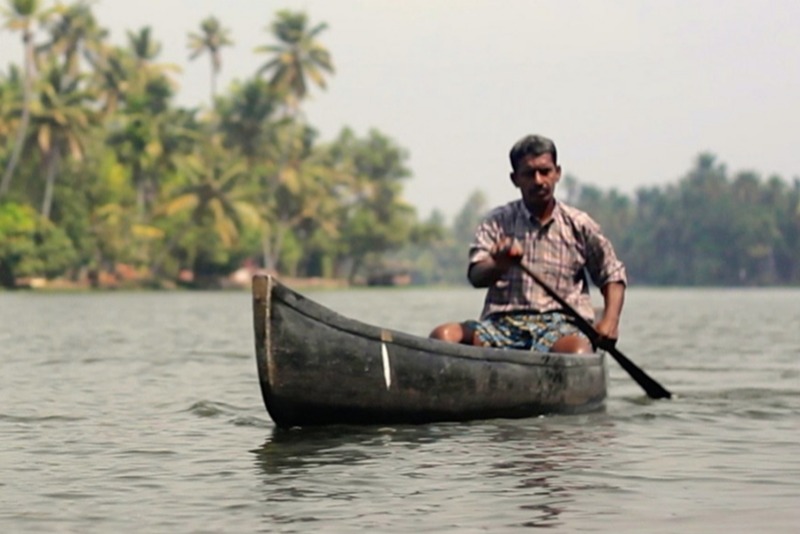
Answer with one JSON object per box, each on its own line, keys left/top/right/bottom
{"left": 0, "top": 202, "right": 77, "bottom": 288}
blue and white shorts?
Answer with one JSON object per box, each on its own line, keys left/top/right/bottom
{"left": 466, "top": 311, "right": 588, "bottom": 352}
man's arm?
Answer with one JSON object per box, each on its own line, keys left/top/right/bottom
{"left": 468, "top": 238, "right": 522, "bottom": 288}
{"left": 596, "top": 281, "right": 625, "bottom": 341}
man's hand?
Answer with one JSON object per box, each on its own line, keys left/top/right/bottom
{"left": 490, "top": 237, "right": 523, "bottom": 272}
{"left": 593, "top": 315, "right": 619, "bottom": 350}
{"left": 468, "top": 237, "right": 523, "bottom": 287}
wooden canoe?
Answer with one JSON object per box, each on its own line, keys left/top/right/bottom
{"left": 252, "top": 274, "right": 607, "bottom": 428}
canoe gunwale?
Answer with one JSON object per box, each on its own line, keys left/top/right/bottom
{"left": 258, "top": 274, "right": 605, "bottom": 371}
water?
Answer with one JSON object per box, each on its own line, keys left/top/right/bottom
{"left": 1, "top": 285, "right": 798, "bottom": 533}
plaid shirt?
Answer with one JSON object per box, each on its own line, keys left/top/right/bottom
{"left": 469, "top": 199, "right": 627, "bottom": 321}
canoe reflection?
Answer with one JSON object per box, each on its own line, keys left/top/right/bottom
{"left": 484, "top": 422, "right": 613, "bottom": 528}
{"left": 251, "top": 425, "right": 384, "bottom": 474}
{"left": 250, "top": 417, "right": 614, "bottom": 529}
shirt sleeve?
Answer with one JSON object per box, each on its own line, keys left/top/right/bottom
{"left": 582, "top": 217, "right": 628, "bottom": 288}
{"left": 468, "top": 210, "right": 503, "bottom": 265}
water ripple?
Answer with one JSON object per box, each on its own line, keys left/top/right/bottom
{"left": 0, "top": 414, "right": 85, "bottom": 423}
{"left": 186, "top": 400, "right": 242, "bottom": 417}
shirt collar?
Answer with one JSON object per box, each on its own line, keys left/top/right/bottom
{"left": 522, "top": 199, "right": 560, "bottom": 228}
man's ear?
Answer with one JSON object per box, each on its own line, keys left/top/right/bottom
{"left": 509, "top": 171, "right": 519, "bottom": 188}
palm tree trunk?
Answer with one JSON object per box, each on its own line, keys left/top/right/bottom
{"left": 134, "top": 163, "right": 146, "bottom": 216}
{"left": 41, "top": 148, "right": 61, "bottom": 220}
{"left": 261, "top": 235, "right": 273, "bottom": 271}
{"left": 348, "top": 257, "right": 363, "bottom": 285}
{"left": 262, "top": 225, "right": 286, "bottom": 273}
{"left": 210, "top": 66, "right": 217, "bottom": 108}
{"left": 0, "top": 30, "right": 36, "bottom": 197}
{"left": 0, "top": 258, "right": 17, "bottom": 288}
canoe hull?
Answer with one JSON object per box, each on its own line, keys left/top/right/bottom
{"left": 252, "top": 275, "right": 607, "bottom": 428}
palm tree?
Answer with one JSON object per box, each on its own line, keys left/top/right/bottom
{"left": 87, "top": 44, "right": 133, "bottom": 116}
{"left": 328, "top": 128, "right": 415, "bottom": 282}
{"left": 40, "top": 1, "right": 107, "bottom": 79}
{"left": 165, "top": 146, "right": 259, "bottom": 247}
{"left": 158, "top": 137, "right": 260, "bottom": 283}
{"left": 259, "top": 122, "right": 349, "bottom": 273}
{"left": 28, "top": 58, "right": 95, "bottom": 219}
{"left": 127, "top": 26, "right": 161, "bottom": 65}
{"left": 0, "top": 0, "right": 51, "bottom": 197}
{"left": 217, "top": 78, "right": 280, "bottom": 165}
{"left": 0, "top": 67, "right": 23, "bottom": 145}
{"left": 254, "top": 10, "right": 334, "bottom": 112}
{"left": 187, "top": 16, "right": 233, "bottom": 107}
{"left": 104, "top": 28, "right": 187, "bottom": 216}
{"left": 125, "top": 26, "right": 179, "bottom": 90}
{"left": 107, "top": 103, "right": 196, "bottom": 217}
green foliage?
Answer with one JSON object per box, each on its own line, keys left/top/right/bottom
{"left": 405, "top": 193, "right": 488, "bottom": 285}
{"left": 0, "top": 201, "right": 76, "bottom": 286}
{"left": 255, "top": 10, "right": 334, "bottom": 105}
{"left": 276, "top": 229, "right": 302, "bottom": 276}
{"left": 569, "top": 154, "right": 800, "bottom": 286}
{"left": 0, "top": 3, "right": 798, "bottom": 289}
{"left": 217, "top": 78, "right": 280, "bottom": 162}
{"left": 392, "top": 208, "right": 457, "bottom": 285}
{"left": 329, "top": 128, "right": 417, "bottom": 281}
{"left": 187, "top": 15, "right": 233, "bottom": 104}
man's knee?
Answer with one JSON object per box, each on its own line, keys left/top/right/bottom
{"left": 551, "top": 333, "right": 593, "bottom": 354}
{"left": 429, "top": 322, "right": 471, "bottom": 344}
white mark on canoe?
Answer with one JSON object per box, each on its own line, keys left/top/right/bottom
{"left": 381, "top": 342, "right": 392, "bottom": 389}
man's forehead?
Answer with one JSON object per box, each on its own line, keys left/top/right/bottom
{"left": 518, "top": 153, "right": 556, "bottom": 167}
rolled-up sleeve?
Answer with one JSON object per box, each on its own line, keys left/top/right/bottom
{"left": 468, "top": 210, "right": 505, "bottom": 265}
{"left": 583, "top": 220, "right": 627, "bottom": 288}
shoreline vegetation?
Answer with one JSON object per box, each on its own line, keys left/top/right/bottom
{"left": 2, "top": 4, "right": 800, "bottom": 291}
{"left": 9, "top": 266, "right": 352, "bottom": 292}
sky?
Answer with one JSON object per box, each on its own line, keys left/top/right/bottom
{"left": 1, "top": 0, "right": 799, "bottom": 219}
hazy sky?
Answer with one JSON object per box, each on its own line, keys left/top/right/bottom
{"left": 1, "top": 0, "right": 799, "bottom": 218}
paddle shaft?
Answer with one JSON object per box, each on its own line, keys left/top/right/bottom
{"left": 517, "top": 262, "right": 672, "bottom": 400}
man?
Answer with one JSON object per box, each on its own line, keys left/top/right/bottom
{"left": 429, "top": 134, "right": 627, "bottom": 354}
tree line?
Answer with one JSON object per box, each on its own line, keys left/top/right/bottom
{"left": 1, "top": 1, "right": 798, "bottom": 289}
{"left": 563, "top": 154, "right": 800, "bottom": 286}
{"left": 418, "top": 154, "right": 800, "bottom": 287}
{"left": 0, "top": 1, "right": 445, "bottom": 288}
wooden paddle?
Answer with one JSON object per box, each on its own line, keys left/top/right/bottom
{"left": 517, "top": 262, "right": 672, "bottom": 400}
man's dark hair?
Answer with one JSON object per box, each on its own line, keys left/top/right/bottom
{"left": 509, "top": 134, "right": 558, "bottom": 171}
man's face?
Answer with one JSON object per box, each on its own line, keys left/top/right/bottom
{"left": 510, "top": 153, "right": 561, "bottom": 211}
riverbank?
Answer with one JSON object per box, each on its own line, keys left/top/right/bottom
{"left": 7, "top": 266, "right": 351, "bottom": 292}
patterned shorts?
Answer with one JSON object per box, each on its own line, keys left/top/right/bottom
{"left": 465, "top": 311, "right": 588, "bottom": 352}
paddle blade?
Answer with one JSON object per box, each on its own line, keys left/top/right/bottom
{"left": 608, "top": 347, "right": 672, "bottom": 399}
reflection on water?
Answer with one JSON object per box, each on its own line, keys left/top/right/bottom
{"left": 251, "top": 417, "right": 617, "bottom": 529}
{"left": 252, "top": 426, "right": 382, "bottom": 473}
